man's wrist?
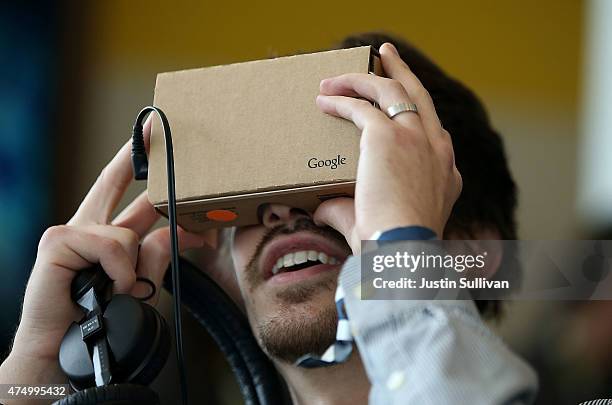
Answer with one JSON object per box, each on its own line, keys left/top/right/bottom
{"left": 0, "top": 350, "right": 66, "bottom": 386}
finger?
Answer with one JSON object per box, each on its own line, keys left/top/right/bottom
{"left": 142, "top": 114, "right": 153, "bottom": 149}
{"left": 316, "top": 95, "right": 388, "bottom": 131}
{"left": 70, "top": 115, "right": 153, "bottom": 226}
{"left": 313, "top": 197, "right": 356, "bottom": 240}
{"left": 320, "top": 72, "right": 421, "bottom": 129}
{"left": 37, "top": 226, "right": 137, "bottom": 294}
{"left": 453, "top": 166, "right": 463, "bottom": 200}
{"left": 111, "top": 191, "right": 160, "bottom": 237}
{"left": 131, "top": 226, "right": 209, "bottom": 304}
{"left": 78, "top": 224, "right": 140, "bottom": 268}
{"left": 378, "top": 43, "right": 442, "bottom": 134}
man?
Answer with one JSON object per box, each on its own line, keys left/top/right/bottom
{"left": 0, "top": 33, "right": 537, "bottom": 404}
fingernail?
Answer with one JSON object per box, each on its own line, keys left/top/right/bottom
{"left": 381, "top": 42, "right": 399, "bottom": 56}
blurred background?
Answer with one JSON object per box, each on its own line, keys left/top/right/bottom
{"left": 1, "top": 0, "right": 611, "bottom": 403}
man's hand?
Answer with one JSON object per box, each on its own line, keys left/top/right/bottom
{"left": 313, "top": 43, "right": 462, "bottom": 253}
{"left": 0, "top": 118, "right": 211, "bottom": 388}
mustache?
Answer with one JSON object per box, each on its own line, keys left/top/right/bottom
{"left": 245, "top": 217, "right": 350, "bottom": 286}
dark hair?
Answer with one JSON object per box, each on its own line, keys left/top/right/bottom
{"left": 337, "top": 33, "right": 519, "bottom": 317}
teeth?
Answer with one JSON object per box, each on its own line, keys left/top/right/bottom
{"left": 318, "top": 252, "right": 328, "bottom": 264}
{"left": 283, "top": 254, "right": 294, "bottom": 268}
{"left": 308, "top": 250, "right": 318, "bottom": 261}
{"left": 294, "top": 251, "right": 307, "bottom": 265}
{"left": 271, "top": 250, "right": 340, "bottom": 276}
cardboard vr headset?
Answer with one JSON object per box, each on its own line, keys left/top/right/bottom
{"left": 148, "top": 46, "right": 382, "bottom": 232}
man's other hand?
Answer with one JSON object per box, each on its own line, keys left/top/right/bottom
{"left": 313, "top": 43, "right": 462, "bottom": 252}
{"left": 1, "top": 117, "right": 211, "bottom": 387}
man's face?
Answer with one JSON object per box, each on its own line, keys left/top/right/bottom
{"left": 231, "top": 204, "right": 351, "bottom": 363}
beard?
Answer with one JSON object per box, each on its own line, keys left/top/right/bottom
{"left": 244, "top": 217, "right": 349, "bottom": 363}
{"left": 256, "top": 297, "right": 339, "bottom": 363}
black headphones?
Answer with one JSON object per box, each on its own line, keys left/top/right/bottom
{"left": 53, "top": 260, "right": 289, "bottom": 405}
{"left": 54, "top": 265, "right": 170, "bottom": 404}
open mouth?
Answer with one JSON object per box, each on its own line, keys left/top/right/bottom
{"left": 272, "top": 250, "right": 340, "bottom": 275}
{"left": 259, "top": 231, "right": 350, "bottom": 284}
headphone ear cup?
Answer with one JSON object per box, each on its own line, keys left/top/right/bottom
{"left": 103, "top": 295, "right": 170, "bottom": 384}
{"left": 59, "top": 322, "right": 96, "bottom": 390}
{"left": 129, "top": 305, "right": 171, "bottom": 386}
{"left": 52, "top": 383, "right": 160, "bottom": 405}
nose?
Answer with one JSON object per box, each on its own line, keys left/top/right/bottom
{"left": 260, "top": 204, "right": 311, "bottom": 228}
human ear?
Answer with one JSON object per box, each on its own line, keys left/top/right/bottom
{"left": 447, "top": 227, "right": 503, "bottom": 280}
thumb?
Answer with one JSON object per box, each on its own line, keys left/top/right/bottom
{"left": 313, "top": 198, "right": 358, "bottom": 252}
{"left": 178, "top": 227, "right": 216, "bottom": 251}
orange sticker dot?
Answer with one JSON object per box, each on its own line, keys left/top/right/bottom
{"left": 206, "top": 209, "right": 238, "bottom": 222}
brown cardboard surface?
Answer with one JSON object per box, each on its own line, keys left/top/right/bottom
{"left": 148, "top": 46, "right": 380, "bottom": 231}
{"left": 154, "top": 181, "right": 357, "bottom": 232}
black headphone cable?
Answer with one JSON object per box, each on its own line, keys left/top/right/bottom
{"left": 131, "top": 106, "right": 188, "bottom": 405}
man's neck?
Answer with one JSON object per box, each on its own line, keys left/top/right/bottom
{"left": 274, "top": 351, "right": 370, "bottom": 405}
